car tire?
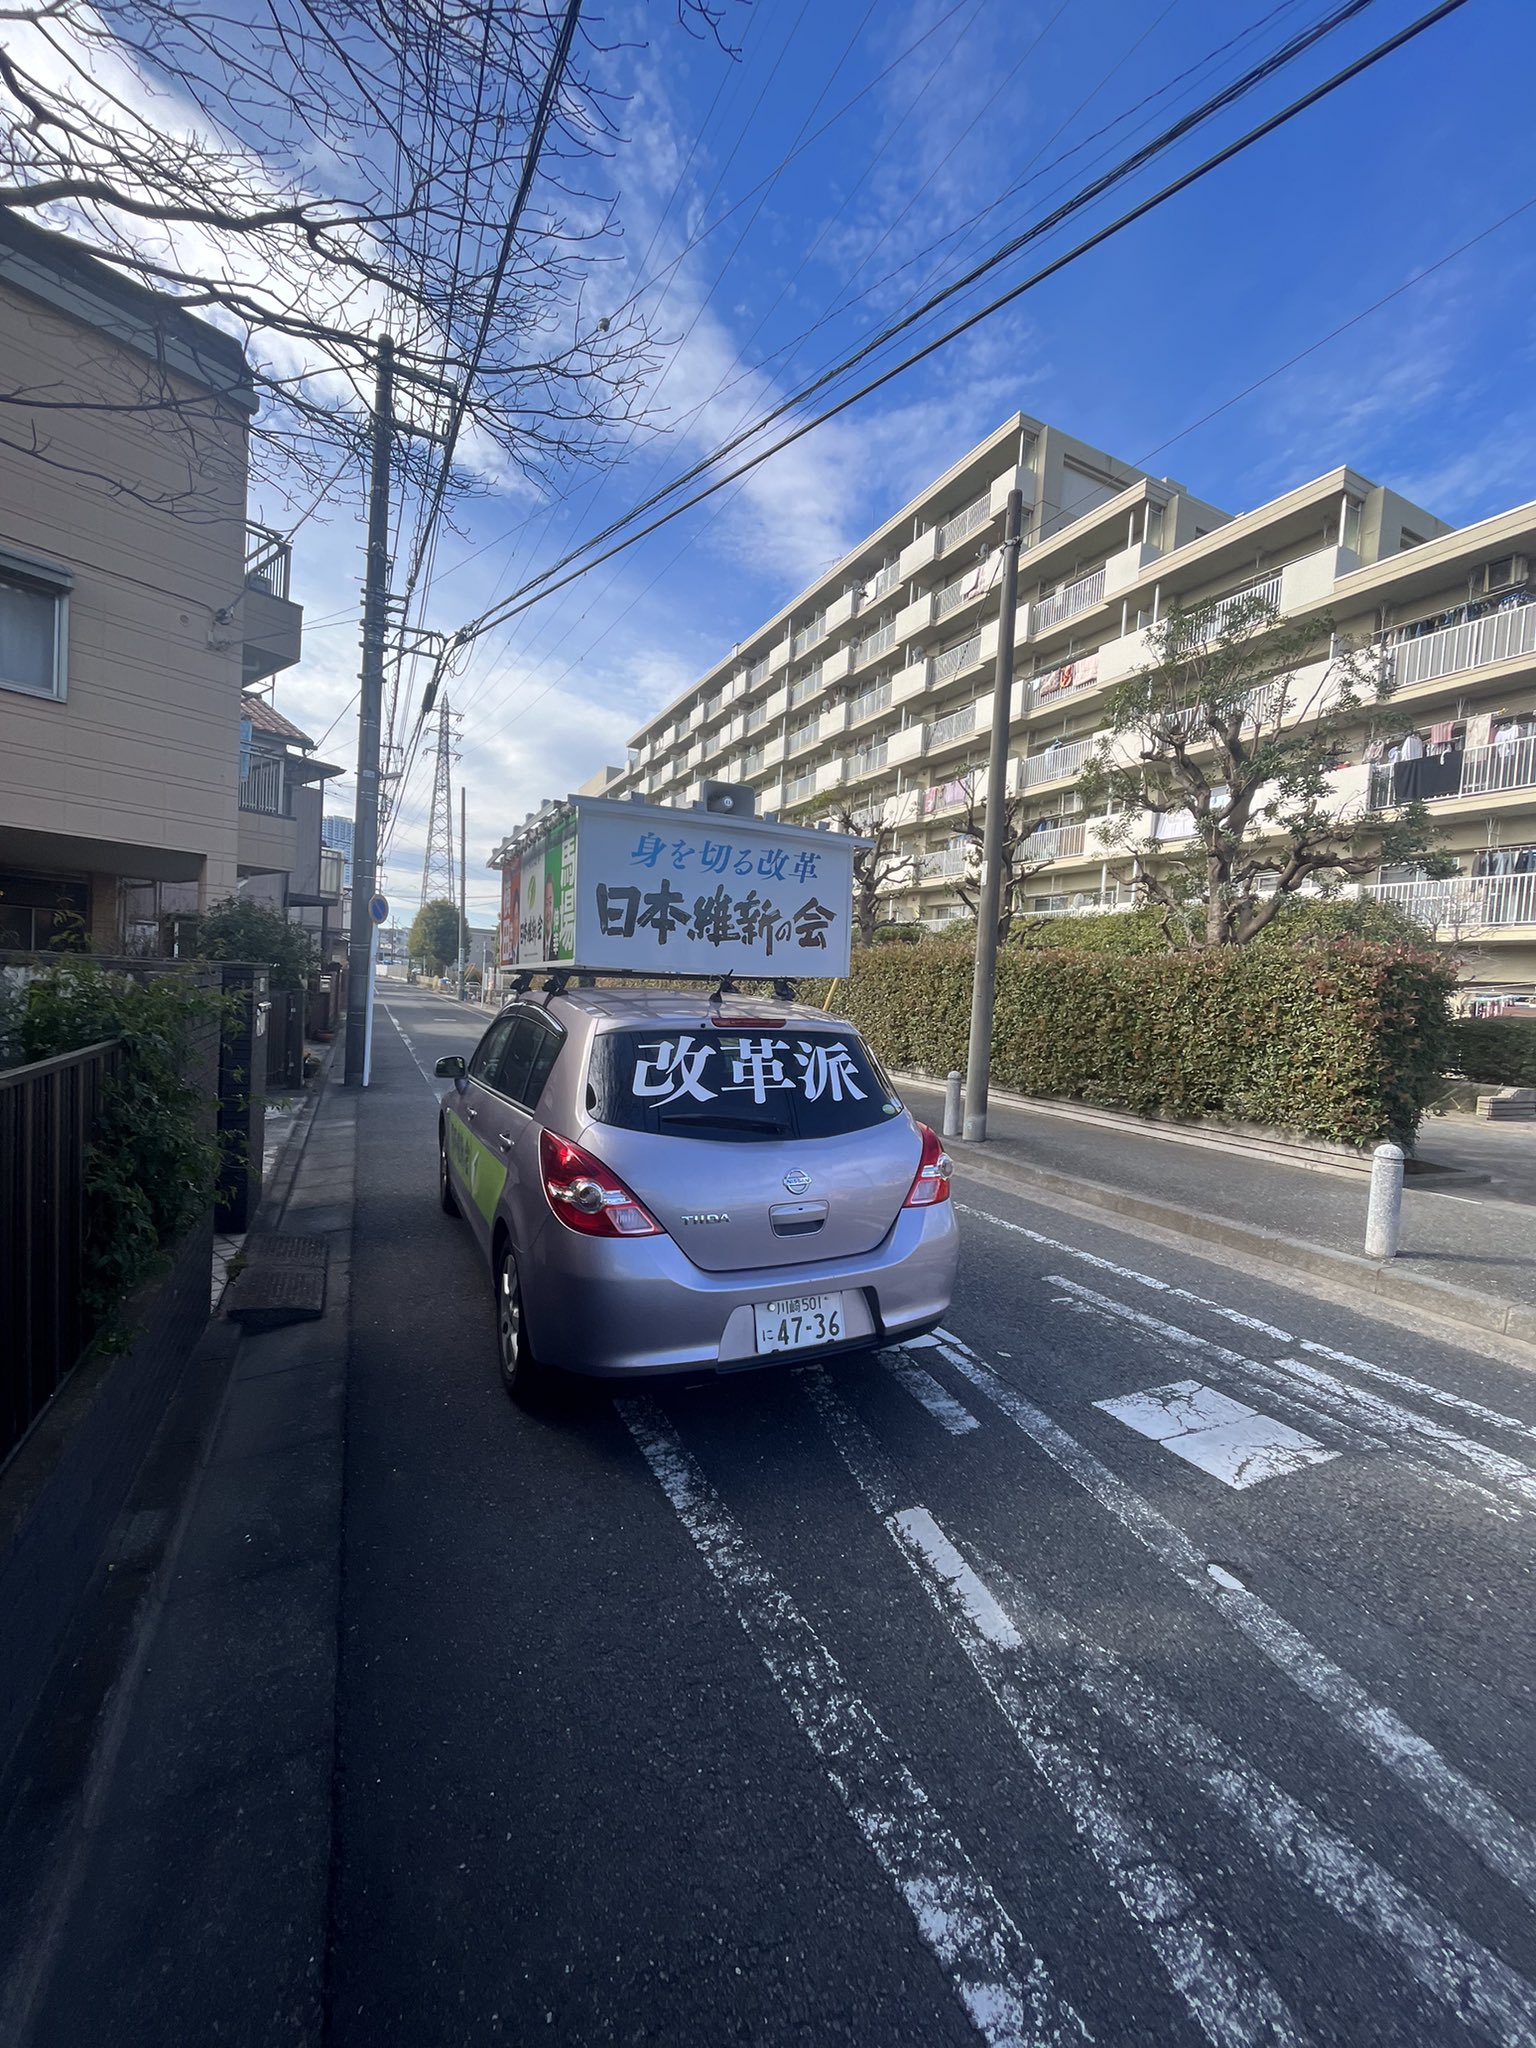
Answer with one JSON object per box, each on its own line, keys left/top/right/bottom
{"left": 495, "top": 1242, "right": 553, "bottom": 1407}
{"left": 438, "top": 1126, "right": 461, "bottom": 1216}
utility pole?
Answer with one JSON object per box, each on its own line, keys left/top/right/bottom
{"left": 458, "top": 786, "right": 468, "bottom": 999}
{"left": 345, "top": 334, "right": 395, "bottom": 1087}
{"left": 962, "top": 487, "right": 1025, "bottom": 1143}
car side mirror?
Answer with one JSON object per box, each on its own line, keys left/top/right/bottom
{"left": 434, "top": 1055, "right": 467, "bottom": 1082}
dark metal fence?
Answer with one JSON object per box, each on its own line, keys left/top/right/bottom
{"left": 266, "top": 987, "right": 305, "bottom": 1090}
{"left": 0, "top": 1039, "right": 118, "bottom": 1466}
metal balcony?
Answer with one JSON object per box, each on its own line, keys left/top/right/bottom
{"left": 1033, "top": 566, "right": 1106, "bottom": 635}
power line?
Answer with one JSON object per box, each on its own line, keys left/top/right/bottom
{"left": 461, "top": 0, "right": 1461, "bottom": 650}
{"left": 444, "top": 0, "right": 1322, "bottom": 742}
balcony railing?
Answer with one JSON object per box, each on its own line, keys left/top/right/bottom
{"left": 244, "top": 522, "right": 292, "bottom": 600}
{"left": 1021, "top": 737, "right": 1093, "bottom": 788}
{"left": 847, "top": 740, "right": 889, "bottom": 779}
{"left": 1026, "top": 822, "right": 1086, "bottom": 861}
{"left": 788, "top": 671, "right": 821, "bottom": 709}
{"left": 239, "top": 753, "right": 289, "bottom": 816}
{"left": 1033, "top": 566, "right": 1106, "bottom": 634}
{"left": 1369, "top": 735, "right": 1536, "bottom": 810}
{"left": 1030, "top": 653, "right": 1099, "bottom": 707}
{"left": 938, "top": 491, "right": 992, "bottom": 552}
{"left": 1380, "top": 597, "right": 1536, "bottom": 691}
{"left": 934, "top": 569, "right": 984, "bottom": 622}
{"left": 792, "top": 617, "right": 826, "bottom": 659}
{"left": 783, "top": 769, "right": 817, "bottom": 805}
{"left": 744, "top": 702, "right": 770, "bottom": 734}
{"left": 740, "top": 746, "right": 766, "bottom": 777}
{"left": 869, "top": 561, "right": 901, "bottom": 601}
{"left": 849, "top": 681, "right": 892, "bottom": 724}
{"left": 929, "top": 703, "right": 977, "bottom": 747}
{"left": 932, "top": 635, "right": 981, "bottom": 686}
{"left": 746, "top": 655, "right": 770, "bottom": 687}
{"left": 854, "top": 617, "right": 895, "bottom": 666}
{"left": 787, "top": 720, "right": 820, "bottom": 757}
{"left": 923, "top": 848, "right": 971, "bottom": 880}
{"left": 1364, "top": 872, "right": 1536, "bottom": 930}
{"left": 1191, "top": 571, "right": 1283, "bottom": 639}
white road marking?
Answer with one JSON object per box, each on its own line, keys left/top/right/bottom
{"left": 800, "top": 1371, "right": 1308, "bottom": 2048}
{"left": 382, "top": 1003, "right": 439, "bottom": 1087}
{"left": 959, "top": 1203, "right": 1536, "bottom": 1446}
{"left": 617, "top": 1396, "right": 1089, "bottom": 2048}
{"left": 1268, "top": 1355, "right": 1536, "bottom": 1507}
{"left": 1048, "top": 1280, "right": 1528, "bottom": 1521}
{"left": 1095, "top": 1380, "right": 1337, "bottom": 1490}
{"left": 885, "top": 1355, "right": 981, "bottom": 1434}
{"left": 986, "top": 1561, "right": 1536, "bottom": 2048}
{"left": 930, "top": 1331, "right": 1536, "bottom": 1906}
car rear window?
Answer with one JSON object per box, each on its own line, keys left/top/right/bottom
{"left": 587, "top": 1027, "right": 902, "bottom": 1142}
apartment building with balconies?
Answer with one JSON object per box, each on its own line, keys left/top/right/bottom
{"left": 0, "top": 210, "right": 306, "bottom": 955}
{"left": 591, "top": 412, "right": 1536, "bottom": 996}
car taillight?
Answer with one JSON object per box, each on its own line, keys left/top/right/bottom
{"left": 903, "top": 1123, "right": 953, "bottom": 1207}
{"left": 539, "top": 1129, "right": 663, "bottom": 1238}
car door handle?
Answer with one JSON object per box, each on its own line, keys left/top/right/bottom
{"left": 496, "top": 1131, "right": 514, "bottom": 1152}
{"left": 465, "top": 1105, "right": 478, "bottom": 1121}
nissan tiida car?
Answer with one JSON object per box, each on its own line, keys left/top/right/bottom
{"left": 434, "top": 988, "right": 957, "bottom": 1400}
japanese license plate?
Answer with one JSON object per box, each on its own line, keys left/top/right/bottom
{"left": 754, "top": 1293, "right": 844, "bottom": 1355}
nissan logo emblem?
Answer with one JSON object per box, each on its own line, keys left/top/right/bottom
{"left": 782, "top": 1169, "right": 811, "bottom": 1195}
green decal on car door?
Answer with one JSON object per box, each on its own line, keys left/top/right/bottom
{"left": 447, "top": 1111, "right": 508, "bottom": 1227}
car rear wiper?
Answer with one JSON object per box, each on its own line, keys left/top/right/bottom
{"left": 657, "top": 1111, "right": 791, "bottom": 1134}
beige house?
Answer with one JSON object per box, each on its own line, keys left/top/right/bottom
{"left": 0, "top": 211, "right": 306, "bottom": 955}
{"left": 591, "top": 414, "right": 1536, "bottom": 998}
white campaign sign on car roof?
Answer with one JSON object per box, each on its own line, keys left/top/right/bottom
{"left": 490, "top": 797, "right": 866, "bottom": 979}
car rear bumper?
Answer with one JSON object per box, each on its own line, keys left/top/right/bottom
{"left": 518, "top": 1206, "right": 958, "bottom": 1377}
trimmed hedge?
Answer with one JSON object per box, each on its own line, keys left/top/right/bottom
{"left": 1451, "top": 1017, "right": 1536, "bottom": 1088}
{"left": 825, "top": 941, "right": 1454, "bottom": 1149}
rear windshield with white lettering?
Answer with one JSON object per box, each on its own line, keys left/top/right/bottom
{"left": 587, "top": 1028, "right": 902, "bottom": 1142}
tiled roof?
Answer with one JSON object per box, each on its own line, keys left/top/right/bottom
{"left": 242, "top": 693, "right": 314, "bottom": 747}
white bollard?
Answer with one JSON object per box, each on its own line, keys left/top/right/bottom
{"left": 1365, "top": 1142, "right": 1404, "bottom": 1260}
{"left": 942, "top": 1070, "right": 964, "bottom": 1142}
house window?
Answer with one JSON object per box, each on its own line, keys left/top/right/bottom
{"left": 1341, "top": 495, "right": 1364, "bottom": 554}
{"left": 0, "top": 554, "right": 70, "bottom": 700}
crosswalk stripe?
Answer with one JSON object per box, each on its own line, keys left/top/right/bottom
{"left": 617, "top": 1395, "right": 1091, "bottom": 2048}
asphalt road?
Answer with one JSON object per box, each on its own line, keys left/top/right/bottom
{"left": 335, "top": 985, "right": 1536, "bottom": 2047}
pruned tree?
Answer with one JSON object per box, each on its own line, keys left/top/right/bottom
{"left": 0, "top": 0, "right": 742, "bottom": 513}
{"left": 1075, "top": 595, "right": 1453, "bottom": 946}
{"left": 949, "top": 774, "right": 1049, "bottom": 946}
{"left": 408, "top": 896, "right": 466, "bottom": 973}
{"left": 827, "top": 802, "right": 919, "bottom": 945}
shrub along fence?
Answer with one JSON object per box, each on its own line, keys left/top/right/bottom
{"left": 820, "top": 940, "right": 1454, "bottom": 1150}
{"left": 1451, "top": 1017, "right": 1536, "bottom": 1089}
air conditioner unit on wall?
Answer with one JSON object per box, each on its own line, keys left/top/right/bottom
{"left": 1474, "top": 555, "right": 1530, "bottom": 597}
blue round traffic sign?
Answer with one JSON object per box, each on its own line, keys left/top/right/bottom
{"left": 368, "top": 894, "right": 389, "bottom": 925}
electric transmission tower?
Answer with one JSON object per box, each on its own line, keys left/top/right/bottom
{"left": 419, "top": 696, "right": 460, "bottom": 911}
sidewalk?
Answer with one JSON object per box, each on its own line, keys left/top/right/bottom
{"left": 0, "top": 1056, "right": 353, "bottom": 2045}
{"left": 900, "top": 1077, "right": 1536, "bottom": 1351}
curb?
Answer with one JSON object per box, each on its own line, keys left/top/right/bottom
{"left": 946, "top": 1142, "right": 1536, "bottom": 1360}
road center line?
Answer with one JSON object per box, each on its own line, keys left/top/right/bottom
{"left": 617, "top": 1396, "right": 1089, "bottom": 2048}
{"left": 929, "top": 1331, "right": 1536, "bottom": 1906}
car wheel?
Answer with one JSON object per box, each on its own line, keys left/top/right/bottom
{"left": 438, "top": 1126, "right": 461, "bottom": 1216}
{"left": 495, "top": 1242, "right": 551, "bottom": 1406}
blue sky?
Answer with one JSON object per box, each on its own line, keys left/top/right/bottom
{"left": 266, "top": 0, "right": 1536, "bottom": 924}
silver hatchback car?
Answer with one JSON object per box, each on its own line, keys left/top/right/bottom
{"left": 434, "top": 987, "right": 958, "bottom": 1400}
